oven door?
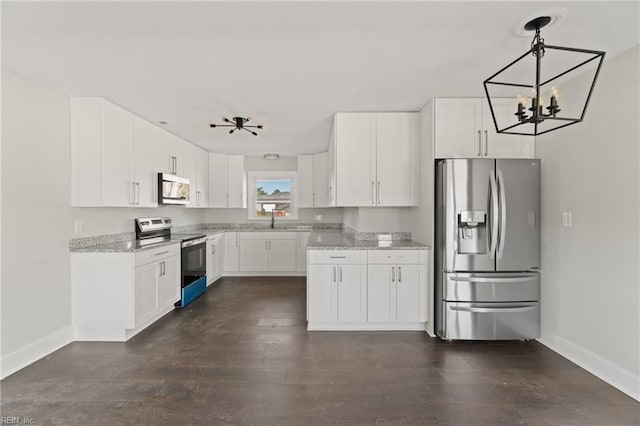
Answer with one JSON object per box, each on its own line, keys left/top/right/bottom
{"left": 182, "top": 242, "right": 206, "bottom": 287}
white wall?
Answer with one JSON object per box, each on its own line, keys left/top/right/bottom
{"left": 536, "top": 46, "right": 640, "bottom": 400}
{"left": 0, "top": 70, "right": 204, "bottom": 378}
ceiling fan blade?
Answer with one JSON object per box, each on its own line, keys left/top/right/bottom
{"left": 229, "top": 129, "right": 235, "bottom": 134}
{"left": 223, "top": 117, "right": 232, "bottom": 123}
{"left": 210, "top": 124, "right": 217, "bottom": 127}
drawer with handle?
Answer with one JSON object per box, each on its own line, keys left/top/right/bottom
{"left": 134, "top": 243, "right": 180, "bottom": 267}
{"left": 307, "top": 250, "right": 366, "bottom": 264}
{"left": 368, "top": 250, "right": 426, "bottom": 265}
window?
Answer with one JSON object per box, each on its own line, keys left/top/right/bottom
{"left": 247, "top": 172, "right": 298, "bottom": 220}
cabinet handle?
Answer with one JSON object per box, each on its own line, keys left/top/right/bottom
{"left": 136, "top": 182, "right": 140, "bottom": 205}
{"left": 132, "top": 182, "right": 136, "bottom": 205}
{"left": 377, "top": 181, "right": 381, "bottom": 205}
{"left": 226, "top": 193, "right": 229, "bottom": 207}
{"left": 155, "top": 251, "right": 169, "bottom": 256}
{"left": 268, "top": 241, "right": 271, "bottom": 250}
{"left": 477, "top": 130, "right": 482, "bottom": 156}
{"left": 312, "top": 192, "right": 316, "bottom": 207}
{"left": 159, "top": 261, "right": 163, "bottom": 277}
{"left": 371, "top": 181, "right": 375, "bottom": 204}
{"left": 330, "top": 256, "right": 346, "bottom": 259}
{"left": 484, "top": 130, "right": 489, "bottom": 156}
{"left": 339, "top": 266, "right": 342, "bottom": 283}
{"left": 392, "top": 266, "right": 395, "bottom": 282}
{"left": 398, "top": 266, "right": 402, "bottom": 283}
{"left": 333, "top": 266, "right": 336, "bottom": 283}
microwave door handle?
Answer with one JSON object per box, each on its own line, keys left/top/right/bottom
{"left": 497, "top": 170, "right": 507, "bottom": 259}
{"left": 489, "top": 171, "right": 499, "bottom": 259}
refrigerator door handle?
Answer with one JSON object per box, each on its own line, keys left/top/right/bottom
{"left": 497, "top": 169, "right": 507, "bottom": 259}
{"left": 450, "top": 276, "right": 538, "bottom": 283}
{"left": 450, "top": 305, "right": 537, "bottom": 314}
{"left": 489, "top": 171, "right": 499, "bottom": 259}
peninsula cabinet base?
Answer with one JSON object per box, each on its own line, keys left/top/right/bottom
{"left": 307, "top": 322, "right": 427, "bottom": 331}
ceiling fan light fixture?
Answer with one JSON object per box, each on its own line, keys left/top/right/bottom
{"left": 210, "top": 116, "right": 263, "bottom": 136}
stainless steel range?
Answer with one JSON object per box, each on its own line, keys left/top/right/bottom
{"left": 135, "top": 217, "right": 207, "bottom": 307}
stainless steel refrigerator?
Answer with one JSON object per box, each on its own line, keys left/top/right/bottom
{"left": 435, "top": 159, "right": 541, "bottom": 340}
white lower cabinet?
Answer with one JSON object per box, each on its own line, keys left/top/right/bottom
{"left": 71, "top": 244, "right": 181, "bottom": 341}
{"left": 307, "top": 249, "right": 428, "bottom": 330}
{"left": 238, "top": 232, "right": 297, "bottom": 273}
{"left": 306, "top": 250, "right": 367, "bottom": 328}
{"left": 224, "top": 232, "right": 240, "bottom": 272}
{"left": 206, "top": 233, "right": 224, "bottom": 286}
{"left": 296, "top": 232, "right": 311, "bottom": 272}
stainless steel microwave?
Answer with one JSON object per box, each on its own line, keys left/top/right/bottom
{"left": 158, "top": 173, "right": 190, "bottom": 205}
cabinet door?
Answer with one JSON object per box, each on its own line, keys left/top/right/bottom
{"left": 206, "top": 238, "right": 215, "bottom": 286}
{"left": 483, "top": 99, "right": 535, "bottom": 159}
{"left": 209, "top": 153, "right": 229, "bottom": 207}
{"left": 167, "top": 134, "right": 184, "bottom": 176}
{"left": 367, "top": 265, "right": 396, "bottom": 322}
{"left": 130, "top": 115, "right": 158, "bottom": 207}
{"left": 155, "top": 129, "right": 173, "bottom": 174}
{"left": 297, "top": 155, "right": 314, "bottom": 208}
{"left": 70, "top": 98, "right": 103, "bottom": 206}
{"left": 182, "top": 143, "right": 198, "bottom": 206}
{"left": 134, "top": 261, "right": 159, "bottom": 326}
{"left": 224, "top": 232, "right": 240, "bottom": 272}
{"left": 396, "top": 265, "right": 424, "bottom": 323}
{"left": 196, "top": 148, "right": 209, "bottom": 207}
{"left": 215, "top": 235, "right": 225, "bottom": 279}
{"left": 239, "top": 240, "right": 269, "bottom": 271}
{"left": 375, "top": 113, "right": 417, "bottom": 206}
{"left": 269, "top": 239, "right": 297, "bottom": 272}
{"left": 296, "top": 232, "right": 311, "bottom": 272}
{"left": 327, "top": 122, "right": 336, "bottom": 206}
{"left": 313, "top": 152, "right": 329, "bottom": 207}
{"left": 334, "top": 113, "right": 375, "bottom": 206}
{"left": 434, "top": 98, "right": 483, "bottom": 159}
{"left": 102, "top": 101, "right": 131, "bottom": 206}
{"left": 227, "top": 155, "right": 246, "bottom": 208}
{"left": 307, "top": 264, "right": 338, "bottom": 323}
{"left": 158, "top": 256, "right": 180, "bottom": 308}
{"left": 337, "top": 265, "right": 366, "bottom": 323}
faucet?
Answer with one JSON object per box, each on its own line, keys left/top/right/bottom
{"left": 271, "top": 209, "right": 275, "bottom": 229}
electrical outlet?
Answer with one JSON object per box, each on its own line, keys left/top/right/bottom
{"left": 74, "top": 220, "right": 83, "bottom": 234}
{"left": 313, "top": 214, "right": 323, "bottom": 222}
{"left": 561, "top": 212, "right": 572, "bottom": 227}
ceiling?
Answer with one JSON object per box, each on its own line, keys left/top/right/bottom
{"left": 2, "top": 1, "right": 638, "bottom": 156}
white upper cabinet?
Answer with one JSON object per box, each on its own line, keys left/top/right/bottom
{"left": 71, "top": 97, "right": 158, "bottom": 207}
{"left": 209, "top": 152, "right": 229, "bottom": 207}
{"left": 313, "top": 152, "right": 329, "bottom": 207}
{"left": 297, "top": 155, "right": 314, "bottom": 208}
{"left": 433, "top": 98, "right": 535, "bottom": 159}
{"left": 208, "top": 153, "right": 246, "bottom": 208}
{"left": 227, "top": 155, "right": 246, "bottom": 208}
{"left": 332, "top": 112, "right": 418, "bottom": 207}
{"left": 184, "top": 144, "right": 209, "bottom": 208}
{"left": 101, "top": 101, "right": 131, "bottom": 206}
{"left": 130, "top": 115, "right": 159, "bottom": 207}
{"left": 375, "top": 113, "right": 418, "bottom": 206}
{"left": 155, "top": 129, "right": 185, "bottom": 176}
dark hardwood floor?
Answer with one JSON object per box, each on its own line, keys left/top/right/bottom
{"left": 2, "top": 277, "right": 638, "bottom": 425}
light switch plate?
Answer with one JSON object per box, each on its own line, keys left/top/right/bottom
{"left": 74, "top": 220, "right": 83, "bottom": 234}
{"left": 561, "top": 212, "right": 572, "bottom": 227}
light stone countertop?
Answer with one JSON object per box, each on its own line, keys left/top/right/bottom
{"left": 306, "top": 231, "right": 430, "bottom": 250}
{"left": 71, "top": 239, "right": 180, "bottom": 253}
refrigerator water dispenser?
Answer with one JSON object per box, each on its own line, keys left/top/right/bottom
{"left": 457, "top": 210, "right": 486, "bottom": 254}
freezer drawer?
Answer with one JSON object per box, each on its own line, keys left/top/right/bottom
{"left": 443, "top": 301, "right": 540, "bottom": 340}
{"left": 443, "top": 272, "right": 539, "bottom": 302}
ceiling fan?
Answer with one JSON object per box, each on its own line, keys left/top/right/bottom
{"left": 209, "top": 116, "right": 263, "bottom": 136}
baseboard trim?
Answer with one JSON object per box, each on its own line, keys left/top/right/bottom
{"left": 308, "top": 322, "right": 427, "bottom": 331}
{"left": 538, "top": 330, "right": 640, "bottom": 401}
{"left": 1, "top": 325, "right": 73, "bottom": 379}
{"left": 222, "top": 272, "right": 306, "bottom": 277}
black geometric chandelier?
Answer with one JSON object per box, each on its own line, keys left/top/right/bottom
{"left": 209, "top": 116, "right": 263, "bottom": 136}
{"left": 483, "top": 16, "right": 606, "bottom": 136}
